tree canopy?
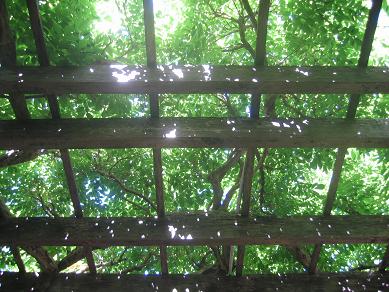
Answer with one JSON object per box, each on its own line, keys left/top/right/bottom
{"left": 0, "top": 0, "right": 388, "bottom": 276}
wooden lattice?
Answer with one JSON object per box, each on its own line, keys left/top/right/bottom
{"left": 0, "top": 0, "right": 388, "bottom": 290}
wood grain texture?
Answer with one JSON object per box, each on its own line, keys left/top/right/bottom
{"left": 0, "top": 272, "right": 388, "bottom": 292}
{"left": 0, "top": 118, "right": 388, "bottom": 150}
{"left": 1, "top": 66, "right": 388, "bottom": 94}
{"left": 0, "top": 215, "right": 388, "bottom": 247}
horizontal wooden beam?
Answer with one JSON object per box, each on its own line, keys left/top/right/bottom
{"left": 0, "top": 215, "right": 388, "bottom": 247}
{"left": 0, "top": 272, "right": 388, "bottom": 291}
{"left": 1, "top": 65, "right": 388, "bottom": 94}
{"left": 0, "top": 118, "right": 388, "bottom": 149}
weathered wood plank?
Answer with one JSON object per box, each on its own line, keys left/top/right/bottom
{"left": 26, "top": 0, "right": 97, "bottom": 273}
{"left": 1, "top": 66, "right": 388, "bottom": 94}
{"left": 143, "top": 0, "right": 169, "bottom": 275}
{"left": 237, "top": 0, "right": 271, "bottom": 276}
{"left": 309, "top": 0, "right": 384, "bottom": 274}
{"left": 0, "top": 215, "right": 388, "bottom": 247}
{"left": 0, "top": 118, "right": 387, "bottom": 150}
{"left": 0, "top": 272, "right": 388, "bottom": 292}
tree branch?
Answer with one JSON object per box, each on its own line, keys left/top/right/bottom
{"left": 0, "top": 198, "right": 57, "bottom": 272}
{"left": 121, "top": 252, "right": 158, "bottom": 274}
{"left": 240, "top": 0, "right": 258, "bottom": 31}
{"left": 286, "top": 245, "right": 311, "bottom": 270}
{"left": 94, "top": 168, "right": 157, "bottom": 211}
{"left": 0, "top": 150, "right": 47, "bottom": 168}
{"left": 208, "top": 150, "right": 242, "bottom": 210}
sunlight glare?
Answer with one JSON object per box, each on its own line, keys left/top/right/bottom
{"left": 94, "top": 0, "right": 124, "bottom": 34}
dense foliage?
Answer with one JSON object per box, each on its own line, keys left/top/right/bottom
{"left": 0, "top": 0, "right": 388, "bottom": 275}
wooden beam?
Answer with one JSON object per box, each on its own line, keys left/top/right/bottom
{"left": 10, "top": 247, "right": 26, "bottom": 274}
{"left": 8, "top": 93, "right": 30, "bottom": 121}
{"left": 0, "top": 215, "right": 388, "bottom": 247}
{"left": 143, "top": 0, "right": 157, "bottom": 68}
{"left": 358, "top": 0, "right": 383, "bottom": 68}
{"left": 143, "top": 0, "right": 168, "bottom": 275}
{"left": 254, "top": 0, "right": 270, "bottom": 67}
{"left": 236, "top": 149, "right": 255, "bottom": 276}
{"left": 0, "top": 0, "right": 30, "bottom": 272}
{"left": 0, "top": 1, "right": 30, "bottom": 121}
{"left": 26, "top": 0, "right": 50, "bottom": 67}
{"left": 1, "top": 66, "right": 388, "bottom": 94}
{"left": 1, "top": 272, "right": 388, "bottom": 292}
{"left": 0, "top": 1, "right": 16, "bottom": 68}
{"left": 379, "top": 245, "right": 389, "bottom": 272}
{"left": 237, "top": 0, "right": 271, "bottom": 275}
{"left": 0, "top": 118, "right": 388, "bottom": 150}
{"left": 26, "top": 0, "right": 96, "bottom": 273}
{"left": 309, "top": 0, "right": 383, "bottom": 274}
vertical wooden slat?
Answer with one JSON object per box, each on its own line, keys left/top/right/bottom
{"left": 143, "top": 0, "right": 168, "bottom": 275}
{"left": 236, "top": 0, "right": 270, "bottom": 277}
{"left": 254, "top": 0, "right": 269, "bottom": 67}
{"left": 308, "top": 0, "right": 383, "bottom": 274}
{"left": 26, "top": 0, "right": 96, "bottom": 274}
{"left": 10, "top": 247, "right": 26, "bottom": 273}
{"left": 0, "top": 0, "right": 29, "bottom": 272}
{"left": 379, "top": 245, "right": 389, "bottom": 272}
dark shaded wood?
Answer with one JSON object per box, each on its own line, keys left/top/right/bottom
{"left": 236, "top": 245, "right": 246, "bottom": 276}
{"left": 255, "top": 0, "right": 270, "bottom": 67}
{"left": 0, "top": 118, "right": 388, "bottom": 150}
{"left": 240, "top": 149, "right": 255, "bottom": 217}
{"left": 8, "top": 93, "right": 30, "bottom": 121}
{"left": 26, "top": 0, "right": 61, "bottom": 118}
{"left": 143, "top": 0, "right": 168, "bottom": 275}
{"left": 85, "top": 247, "right": 97, "bottom": 274}
{"left": 236, "top": 149, "right": 255, "bottom": 276}
{"left": 0, "top": 1, "right": 16, "bottom": 68}
{"left": 152, "top": 149, "right": 165, "bottom": 217}
{"left": 26, "top": 0, "right": 96, "bottom": 273}
{"left": 358, "top": 0, "right": 383, "bottom": 68}
{"left": 0, "top": 215, "right": 389, "bottom": 247}
{"left": 143, "top": 0, "right": 157, "bottom": 68}
{"left": 0, "top": 2, "right": 30, "bottom": 121}
{"left": 149, "top": 93, "right": 159, "bottom": 118}
{"left": 1, "top": 0, "right": 34, "bottom": 272}
{"left": 10, "top": 247, "right": 25, "bottom": 274}
{"left": 237, "top": 0, "right": 271, "bottom": 275}
{"left": 1, "top": 272, "right": 388, "bottom": 292}
{"left": 26, "top": 0, "right": 50, "bottom": 66}
{"left": 60, "top": 150, "right": 83, "bottom": 218}
{"left": 309, "top": 244, "right": 322, "bottom": 274}
{"left": 159, "top": 244, "right": 168, "bottom": 275}
{"left": 322, "top": 148, "right": 348, "bottom": 216}
{"left": 153, "top": 147, "right": 168, "bottom": 275}
{"left": 309, "top": 0, "right": 383, "bottom": 274}
{"left": 379, "top": 245, "right": 389, "bottom": 272}
{"left": 1, "top": 66, "right": 389, "bottom": 94}
{"left": 249, "top": 93, "right": 261, "bottom": 118}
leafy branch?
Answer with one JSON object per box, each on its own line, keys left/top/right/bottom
{"left": 94, "top": 167, "right": 157, "bottom": 213}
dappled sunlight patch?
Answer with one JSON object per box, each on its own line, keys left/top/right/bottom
{"left": 333, "top": 148, "right": 389, "bottom": 215}
{"left": 162, "top": 148, "right": 240, "bottom": 213}
{"left": 0, "top": 0, "right": 388, "bottom": 283}
{"left": 317, "top": 244, "right": 386, "bottom": 273}
{"left": 0, "top": 96, "right": 18, "bottom": 120}
{"left": 253, "top": 148, "right": 335, "bottom": 216}
{"left": 72, "top": 148, "right": 155, "bottom": 217}
{"left": 0, "top": 150, "right": 73, "bottom": 217}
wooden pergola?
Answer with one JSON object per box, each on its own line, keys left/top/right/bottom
{"left": 0, "top": 0, "right": 388, "bottom": 290}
